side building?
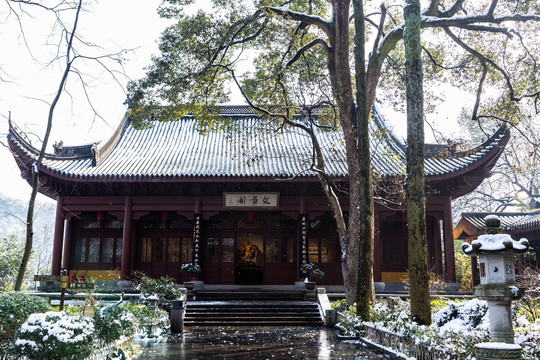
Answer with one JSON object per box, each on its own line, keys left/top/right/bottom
{"left": 8, "top": 106, "right": 509, "bottom": 289}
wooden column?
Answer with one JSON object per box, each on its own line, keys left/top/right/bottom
{"left": 443, "top": 196, "right": 456, "bottom": 282}
{"left": 61, "top": 218, "right": 73, "bottom": 270}
{"left": 373, "top": 207, "right": 381, "bottom": 282}
{"left": 121, "top": 196, "right": 133, "bottom": 280}
{"left": 432, "top": 214, "right": 443, "bottom": 276}
{"left": 51, "top": 196, "right": 65, "bottom": 275}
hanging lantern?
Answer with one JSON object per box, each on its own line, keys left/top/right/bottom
{"left": 246, "top": 212, "right": 254, "bottom": 223}
{"left": 97, "top": 211, "right": 105, "bottom": 221}
{"left": 161, "top": 211, "right": 168, "bottom": 221}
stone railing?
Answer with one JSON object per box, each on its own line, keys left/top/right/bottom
{"left": 84, "top": 335, "right": 134, "bottom": 360}
{"left": 361, "top": 323, "right": 447, "bottom": 360}
{"left": 336, "top": 312, "right": 450, "bottom": 360}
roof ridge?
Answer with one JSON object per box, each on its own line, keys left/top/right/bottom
{"left": 453, "top": 125, "right": 509, "bottom": 158}
{"left": 92, "top": 115, "right": 129, "bottom": 167}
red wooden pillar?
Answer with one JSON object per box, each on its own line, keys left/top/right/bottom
{"left": 443, "top": 196, "right": 456, "bottom": 282}
{"left": 121, "top": 196, "right": 133, "bottom": 280}
{"left": 51, "top": 196, "right": 65, "bottom": 275}
{"left": 373, "top": 207, "right": 381, "bottom": 282}
{"left": 432, "top": 214, "right": 443, "bottom": 276}
{"left": 61, "top": 218, "right": 73, "bottom": 270}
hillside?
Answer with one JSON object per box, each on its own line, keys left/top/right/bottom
{"left": 0, "top": 194, "right": 56, "bottom": 278}
{"left": 0, "top": 195, "right": 55, "bottom": 241}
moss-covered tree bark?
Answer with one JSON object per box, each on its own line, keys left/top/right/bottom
{"left": 403, "top": 0, "right": 431, "bottom": 325}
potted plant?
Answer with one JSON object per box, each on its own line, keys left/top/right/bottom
{"left": 181, "top": 263, "right": 201, "bottom": 290}
{"left": 300, "top": 263, "right": 325, "bottom": 290}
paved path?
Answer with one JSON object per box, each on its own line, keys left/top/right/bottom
{"left": 137, "top": 327, "right": 386, "bottom": 359}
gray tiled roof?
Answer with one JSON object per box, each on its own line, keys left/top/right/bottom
{"left": 460, "top": 210, "right": 540, "bottom": 232}
{"left": 8, "top": 105, "right": 508, "bottom": 181}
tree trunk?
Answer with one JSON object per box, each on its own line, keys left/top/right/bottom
{"left": 323, "top": 1, "right": 374, "bottom": 318}
{"left": 403, "top": 0, "right": 431, "bottom": 325}
{"left": 14, "top": 0, "right": 82, "bottom": 290}
{"left": 353, "top": 0, "right": 374, "bottom": 320}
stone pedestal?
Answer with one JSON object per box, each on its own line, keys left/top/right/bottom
{"left": 474, "top": 285, "right": 524, "bottom": 344}
{"left": 487, "top": 300, "right": 514, "bottom": 343}
{"left": 475, "top": 343, "right": 521, "bottom": 360}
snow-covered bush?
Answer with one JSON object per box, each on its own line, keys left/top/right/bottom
{"left": 135, "top": 274, "right": 182, "bottom": 311}
{"left": 337, "top": 298, "right": 540, "bottom": 359}
{"left": 121, "top": 303, "right": 169, "bottom": 339}
{"left": 12, "top": 311, "right": 94, "bottom": 360}
{"left": 94, "top": 304, "right": 139, "bottom": 344}
{"left": 433, "top": 298, "right": 488, "bottom": 331}
{"left": 370, "top": 297, "right": 411, "bottom": 333}
{"left": 0, "top": 292, "right": 52, "bottom": 356}
{"left": 107, "top": 348, "right": 127, "bottom": 360}
{"left": 516, "top": 318, "right": 540, "bottom": 359}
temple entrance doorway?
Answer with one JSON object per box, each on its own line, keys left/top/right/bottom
{"left": 236, "top": 232, "right": 264, "bottom": 284}
{"left": 203, "top": 212, "right": 297, "bottom": 285}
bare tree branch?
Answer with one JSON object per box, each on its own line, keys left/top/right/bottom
{"left": 285, "top": 38, "right": 329, "bottom": 67}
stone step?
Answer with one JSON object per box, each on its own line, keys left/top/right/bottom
{"left": 185, "top": 321, "right": 322, "bottom": 326}
{"left": 184, "top": 299, "right": 324, "bottom": 327}
{"left": 194, "top": 291, "right": 306, "bottom": 301}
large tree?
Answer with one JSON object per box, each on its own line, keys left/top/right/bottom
{"left": 129, "top": 0, "right": 376, "bottom": 316}
{"left": 128, "top": 0, "right": 540, "bottom": 318}
{"left": 14, "top": 0, "right": 84, "bottom": 291}
{"left": 403, "top": 0, "right": 430, "bottom": 325}
{"left": 3, "top": 0, "right": 129, "bottom": 290}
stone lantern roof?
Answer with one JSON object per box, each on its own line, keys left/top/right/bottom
{"left": 462, "top": 215, "right": 529, "bottom": 256}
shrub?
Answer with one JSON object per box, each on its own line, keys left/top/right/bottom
{"left": 107, "top": 348, "right": 127, "bottom": 360}
{"left": 516, "top": 320, "right": 540, "bottom": 360}
{"left": 337, "top": 298, "right": 540, "bottom": 359}
{"left": 516, "top": 266, "right": 540, "bottom": 322}
{"left": 370, "top": 297, "right": 411, "bottom": 333}
{"left": 331, "top": 299, "right": 350, "bottom": 313}
{"left": 0, "top": 292, "right": 52, "bottom": 355}
{"left": 136, "top": 274, "right": 182, "bottom": 311}
{"left": 432, "top": 298, "right": 488, "bottom": 331}
{"left": 454, "top": 252, "right": 473, "bottom": 292}
{"left": 180, "top": 263, "right": 201, "bottom": 278}
{"left": 121, "top": 303, "right": 169, "bottom": 338}
{"left": 300, "top": 262, "right": 325, "bottom": 282}
{"left": 94, "top": 304, "right": 138, "bottom": 344}
{"left": 13, "top": 311, "right": 94, "bottom": 360}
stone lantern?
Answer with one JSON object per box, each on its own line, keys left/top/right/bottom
{"left": 462, "top": 215, "right": 529, "bottom": 359}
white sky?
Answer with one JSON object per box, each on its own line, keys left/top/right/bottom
{"left": 0, "top": 1, "right": 466, "bottom": 202}
{"left": 1, "top": 0, "right": 169, "bottom": 201}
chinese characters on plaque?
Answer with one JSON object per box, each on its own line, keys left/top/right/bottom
{"left": 224, "top": 193, "right": 279, "bottom": 208}
{"left": 192, "top": 214, "right": 201, "bottom": 265}
{"left": 299, "top": 214, "right": 309, "bottom": 277}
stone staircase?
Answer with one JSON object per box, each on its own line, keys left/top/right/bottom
{"left": 184, "top": 291, "right": 323, "bottom": 327}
